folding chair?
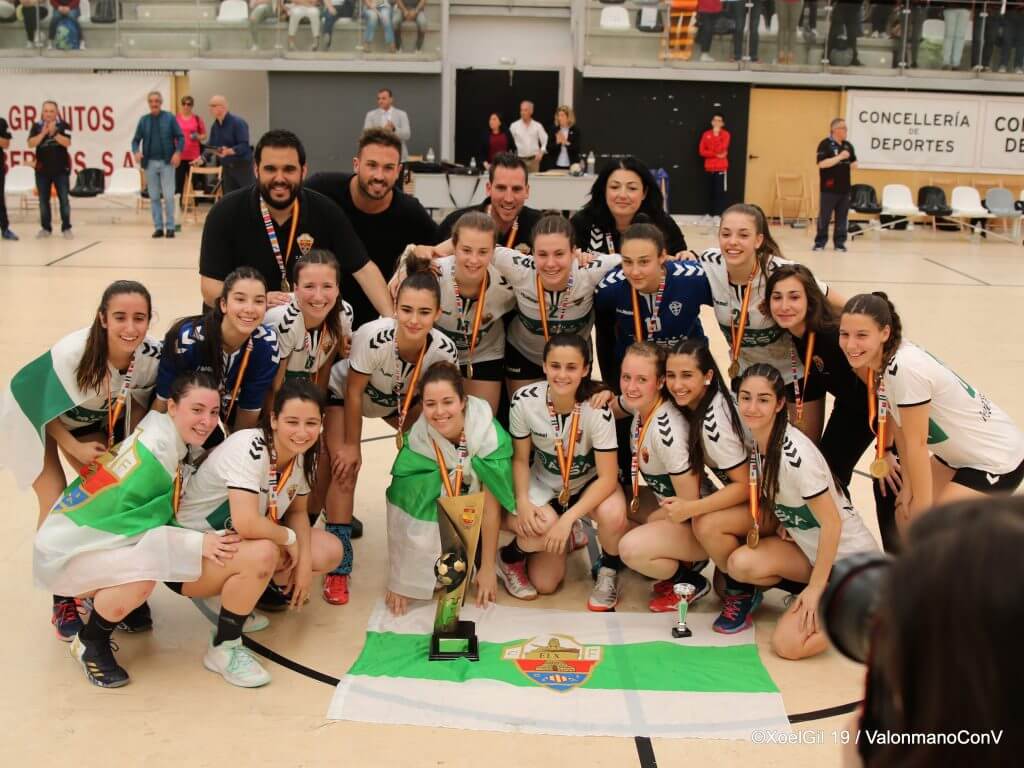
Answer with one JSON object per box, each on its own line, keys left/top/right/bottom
{"left": 182, "top": 165, "right": 224, "bottom": 223}
{"left": 773, "top": 173, "right": 810, "bottom": 226}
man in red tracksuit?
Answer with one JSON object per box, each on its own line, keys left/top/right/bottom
{"left": 698, "top": 112, "right": 730, "bottom": 223}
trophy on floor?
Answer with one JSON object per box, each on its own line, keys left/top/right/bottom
{"left": 429, "top": 491, "right": 486, "bottom": 661}
{"left": 671, "top": 583, "right": 695, "bottom": 639}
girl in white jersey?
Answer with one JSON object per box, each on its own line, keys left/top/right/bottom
{"left": 325, "top": 256, "right": 458, "bottom": 605}
{"left": 502, "top": 333, "right": 628, "bottom": 611}
{"left": 0, "top": 280, "right": 161, "bottom": 639}
{"left": 840, "top": 293, "right": 1024, "bottom": 531}
{"left": 694, "top": 204, "right": 844, "bottom": 436}
{"left": 727, "top": 364, "right": 878, "bottom": 660}
{"left": 174, "top": 379, "right": 343, "bottom": 686}
{"left": 500, "top": 214, "right": 622, "bottom": 393}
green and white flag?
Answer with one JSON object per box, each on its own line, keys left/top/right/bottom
{"left": 328, "top": 601, "right": 791, "bottom": 740}
{"left": 33, "top": 411, "right": 204, "bottom": 597}
{"left": 385, "top": 396, "right": 515, "bottom": 600}
{"left": 0, "top": 327, "right": 161, "bottom": 490}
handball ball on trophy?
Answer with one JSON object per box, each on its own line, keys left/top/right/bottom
{"left": 435, "top": 550, "right": 468, "bottom": 590}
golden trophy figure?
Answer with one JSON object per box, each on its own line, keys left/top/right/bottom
{"left": 430, "top": 492, "right": 486, "bottom": 661}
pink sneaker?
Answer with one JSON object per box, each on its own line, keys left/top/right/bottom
{"left": 497, "top": 557, "right": 538, "bottom": 600}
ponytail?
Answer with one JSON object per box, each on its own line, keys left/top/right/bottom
{"left": 397, "top": 250, "right": 442, "bottom": 308}
{"left": 722, "top": 203, "right": 783, "bottom": 278}
{"left": 737, "top": 364, "right": 788, "bottom": 528}
{"left": 842, "top": 292, "right": 903, "bottom": 368}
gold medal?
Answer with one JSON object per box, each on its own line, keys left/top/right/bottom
{"left": 729, "top": 360, "right": 740, "bottom": 378}
{"left": 558, "top": 487, "right": 570, "bottom": 507}
{"left": 281, "top": 277, "right": 291, "bottom": 292}
{"left": 746, "top": 525, "right": 760, "bottom": 548}
{"left": 467, "top": 362, "right": 474, "bottom": 380}
{"left": 395, "top": 432, "right": 404, "bottom": 450}
{"left": 869, "top": 457, "right": 889, "bottom": 479}
{"left": 629, "top": 496, "right": 640, "bottom": 516}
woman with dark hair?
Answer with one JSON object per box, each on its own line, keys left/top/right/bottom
{"left": 570, "top": 156, "right": 687, "bottom": 257}
{"left": 480, "top": 113, "right": 514, "bottom": 168}
{"left": 0, "top": 280, "right": 161, "bottom": 639}
{"left": 765, "top": 265, "right": 899, "bottom": 552}
{"left": 840, "top": 293, "right": 1024, "bottom": 532}
{"left": 384, "top": 361, "right": 515, "bottom": 616}
{"left": 502, "top": 333, "right": 626, "bottom": 610}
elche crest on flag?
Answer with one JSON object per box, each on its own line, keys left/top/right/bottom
{"left": 502, "top": 634, "right": 602, "bottom": 692}
{"left": 51, "top": 441, "right": 141, "bottom": 515}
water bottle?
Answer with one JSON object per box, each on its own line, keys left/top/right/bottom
{"left": 426, "top": 147, "right": 436, "bottom": 164}
{"left": 469, "top": 157, "right": 478, "bottom": 172}
{"left": 586, "top": 151, "right": 596, "bottom": 175}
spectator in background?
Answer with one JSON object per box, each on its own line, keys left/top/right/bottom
{"left": 942, "top": 0, "right": 971, "bottom": 69}
{"left": 970, "top": 1, "right": 1001, "bottom": 71}
{"left": 175, "top": 95, "right": 206, "bottom": 205}
{"left": 322, "top": 0, "right": 354, "bottom": 50}
{"left": 0, "top": 115, "right": 16, "bottom": 240}
{"left": 20, "top": 0, "right": 49, "bottom": 47}
{"left": 1000, "top": 1, "right": 1024, "bottom": 74}
{"left": 47, "top": 0, "right": 82, "bottom": 49}
{"left": 132, "top": 91, "right": 184, "bottom": 239}
{"left": 698, "top": 112, "right": 729, "bottom": 224}
{"left": 481, "top": 112, "right": 513, "bottom": 168}
{"left": 891, "top": 0, "right": 926, "bottom": 68}
{"left": 776, "top": 0, "right": 803, "bottom": 63}
{"left": 543, "top": 105, "right": 581, "bottom": 171}
{"left": 869, "top": 0, "right": 895, "bottom": 38}
{"left": 695, "top": 0, "right": 721, "bottom": 62}
{"left": 828, "top": 0, "right": 863, "bottom": 65}
{"left": 814, "top": 117, "right": 856, "bottom": 252}
{"left": 207, "top": 95, "right": 255, "bottom": 194}
{"left": 363, "top": 87, "right": 411, "bottom": 159}
{"left": 509, "top": 100, "right": 547, "bottom": 174}
{"left": 730, "top": 0, "right": 764, "bottom": 61}
{"left": 286, "top": 0, "right": 322, "bottom": 51}
{"left": 360, "top": 0, "right": 397, "bottom": 53}
{"left": 27, "top": 99, "right": 73, "bottom": 239}
{"left": 249, "top": 0, "right": 281, "bottom": 50}
{"left": 393, "top": 0, "right": 426, "bottom": 52}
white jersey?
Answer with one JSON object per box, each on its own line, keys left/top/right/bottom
{"left": 496, "top": 246, "right": 622, "bottom": 365}
{"left": 771, "top": 425, "right": 878, "bottom": 565}
{"left": 700, "top": 391, "right": 749, "bottom": 472}
{"left": 624, "top": 399, "right": 692, "bottom": 502}
{"left": 58, "top": 338, "right": 162, "bottom": 431}
{"left": 175, "top": 428, "right": 310, "bottom": 532}
{"left": 328, "top": 317, "right": 458, "bottom": 419}
{"left": 509, "top": 381, "right": 618, "bottom": 505}
{"left": 434, "top": 256, "right": 517, "bottom": 366}
{"left": 265, "top": 298, "right": 353, "bottom": 380}
{"left": 885, "top": 342, "right": 1024, "bottom": 474}
{"left": 697, "top": 249, "right": 828, "bottom": 378}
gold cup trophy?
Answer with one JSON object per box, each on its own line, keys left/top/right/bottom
{"left": 429, "top": 492, "right": 486, "bottom": 661}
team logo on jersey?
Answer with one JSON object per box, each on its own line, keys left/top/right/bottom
{"left": 669, "top": 301, "right": 682, "bottom": 316}
{"left": 641, "top": 448, "right": 650, "bottom": 464}
{"left": 297, "top": 233, "right": 315, "bottom": 256}
{"left": 813, "top": 355, "right": 825, "bottom": 373}
{"left": 503, "top": 635, "right": 602, "bottom": 692}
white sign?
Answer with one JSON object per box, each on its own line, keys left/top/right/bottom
{"left": 846, "top": 90, "right": 1024, "bottom": 175}
{"left": 2, "top": 73, "right": 172, "bottom": 177}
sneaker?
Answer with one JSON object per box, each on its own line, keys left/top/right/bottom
{"left": 52, "top": 598, "right": 84, "bottom": 642}
{"left": 1, "top": 229, "right": 18, "bottom": 241}
{"left": 116, "top": 601, "right": 153, "bottom": 633}
{"left": 699, "top": 53, "right": 714, "bottom": 62}
{"left": 70, "top": 635, "right": 130, "bottom": 688}
{"left": 811, "top": 245, "right": 825, "bottom": 252}
{"left": 588, "top": 566, "right": 620, "bottom": 612}
{"left": 203, "top": 635, "right": 271, "bottom": 688}
{"left": 712, "top": 589, "right": 763, "bottom": 634}
{"left": 649, "top": 573, "right": 711, "bottom": 612}
{"left": 835, "top": 245, "right": 848, "bottom": 252}
{"left": 570, "top": 519, "right": 589, "bottom": 552}
{"left": 152, "top": 230, "right": 164, "bottom": 238}
{"left": 243, "top": 612, "right": 270, "bottom": 633}
{"left": 36, "top": 229, "right": 52, "bottom": 239}
{"left": 652, "top": 559, "right": 711, "bottom": 596}
{"left": 496, "top": 557, "right": 538, "bottom": 600}
{"left": 62, "top": 229, "right": 73, "bottom": 239}
{"left": 350, "top": 515, "right": 363, "bottom": 539}
{"left": 256, "top": 582, "right": 290, "bottom": 613}
{"left": 322, "top": 573, "right": 350, "bottom": 605}
{"left": 165, "top": 230, "right": 175, "bottom": 239}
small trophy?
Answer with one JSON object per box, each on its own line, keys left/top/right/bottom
{"left": 429, "top": 492, "right": 486, "bottom": 661}
{"left": 671, "top": 583, "right": 695, "bottom": 639}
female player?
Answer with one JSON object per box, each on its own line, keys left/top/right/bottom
{"left": 174, "top": 379, "right": 343, "bottom": 685}
{"left": 766, "top": 266, "right": 900, "bottom": 551}
{"left": 502, "top": 333, "right": 627, "bottom": 610}
{"left": 0, "top": 280, "right": 161, "bottom": 639}
{"left": 156, "top": 267, "right": 279, "bottom": 438}
{"left": 325, "top": 257, "right": 458, "bottom": 604}
{"left": 604, "top": 343, "right": 710, "bottom": 612}
{"left": 725, "top": 365, "right": 878, "bottom": 659}
{"left": 839, "top": 293, "right": 1024, "bottom": 530}
{"left": 500, "top": 214, "right": 621, "bottom": 393}
{"left": 384, "top": 362, "right": 516, "bottom": 616}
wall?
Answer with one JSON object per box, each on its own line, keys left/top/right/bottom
{"left": 267, "top": 72, "right": 441, "bottom": 173}
{"left": 184, "top": 70, "right": 270, "bottom": 142}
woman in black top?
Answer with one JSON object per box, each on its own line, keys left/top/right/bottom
{"left": 765, "top": 263, "right": 899, "bottom": 551}
{"left": 543, "top": 106, "right": 582, "bottom": 171}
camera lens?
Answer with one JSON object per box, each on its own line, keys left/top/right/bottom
{"left": 820, "top": 552, "right": 891, "bottom": 664}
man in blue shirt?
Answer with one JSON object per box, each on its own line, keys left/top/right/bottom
{"left": 132, "top": 91, "right": 184, "bottom": 239}
{"left": 207, "top": 94, "right": 255, "bottom": 194}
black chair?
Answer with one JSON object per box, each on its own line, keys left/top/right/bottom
{"left": 850, "top": 184, "right": 882, "bottom": 214}
{"left": 917, "top": 185, "right": 952, "bottom": 231}
{"left": 70, "top": 168, "right": 105, "bottom": 198}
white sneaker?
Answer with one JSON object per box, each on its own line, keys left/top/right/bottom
{"left": 588, "top": 566, "right": 620, "bottom": 612}
{"left": 244, "top": 612, "right": 269, "bottom": 633}
{"left": 203, "top": 635, "right": 271, "bottom": 687}
{"left": 496, "top": 556, "right": 538, "bottom": 600}
{"left": 699, "top": 53, "right": 714, "bottom": 62}
{"left": 36, "top": 229, "right": 51, "bottom": 238}
{"left": 998, "top": 66, "right": 1007, "bottom": 73}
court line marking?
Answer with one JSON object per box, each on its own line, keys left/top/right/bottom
{"left": 45, "top": 241, "right": 101, "bottom": 266}
{"left": 921, "top": 257, "right": 991, "bottom": 286}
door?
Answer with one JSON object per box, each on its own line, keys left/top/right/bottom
{"left": 454, "top": 69, "right": 560, "bottom": 166}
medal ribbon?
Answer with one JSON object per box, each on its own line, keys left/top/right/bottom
{"left": 431, "top": 432, "right": 467, "bottom": 498}
{"left": 748, "top": 449, "right": 761, "bottom": 527}
{"left": 505, "top": 219, "right": 518, "bottom": 248}
{"left": 535, "top": 272, "right": 575, "bottom": 341}
{"left": 224, "top": 338, "right": 254, "bottom": 424}
{"left": 305, "top": 326, "right": 329, "bottom": 379}
{"left": 394, "top": 338, "right": 428, "bottom": 439}
{"left": 630, "top": 272, "right": 666, "bottom": 342}
{"left": 172, "top": 468, "right": 182, "bottom": 515}
{"left": 547, "top": 395, "right": 581, "bottom": 502}
{"left": 266, "top": 440, "right": 297, "bottom": 523}
{"left": 730, "top": 264, "right": 759, "bottom": 368}
{"left": 260, "top": 198, "right": 300, "bottom": 288}
{"left": 105, "top": 355, "right": 136, "bottom": 448}
{"left": 789, "top": 332, "right": 816, "bottom": 423}
{"left": 630, "top": 398, "right": 662, "bottom": 500}
{"left": 453, "top": 273, "right": 488, "bottom": 365}
{"left": 868, "top": 369, "right": 888, "bottom": 463}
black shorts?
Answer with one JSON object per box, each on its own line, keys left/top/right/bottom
{"left": 504, "top": 343, "right": 544, "bottom": 382}
{"left": 68, "top": 419, "right": 127, "bottom": 444}
{"left": 552, "top": 477, "right": 598, "bottom": 515}
{"left": 936, "top": 455, "right": 1024, "bottom": 494}
{"left": 164, "top": 581, "right": 185, "bottom": 594}
{"left": 459, "top": 358, "right": 505, "bottom": 382}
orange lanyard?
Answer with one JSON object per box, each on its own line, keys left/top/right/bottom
{"left": 535, "top": 273, "right": 574, "bottom": 342}
{"left": 267, "top": 456, "right": 297, "bottom": 523}
{"left": 105, "top": 357, "right": 135, "bottom": 448}
{"left": 868, "top": 369, "right": 887, "bottom": 462}
{"left": 630, "top": 398, "right": 662, "bottom": 502}
{"left": 394, "top": 340, "right": 428, "bottom": 450}
{"left": 790, "top": 332, "right": 816, "bottom": 424}
{"left": 489, "top": 205, "right": 518, "bottom": 248}
{"left": 431, "top": 433, "right": 467, "bottom": 498}
{"left": 729, "top": 264, "right": 759, "bottom": 374}
{"left": 547, "top": 397, "right": 581, "bottom": 506}
{"left": 172, "top": 468, "right": 182, "bottom": 514}
{"left": 223, "top": 338, "right": 254, "bottom": 424}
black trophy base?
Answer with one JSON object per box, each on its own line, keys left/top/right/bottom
{"left": 429, "top": 620, "right": 480, "bottom": 661}
{"left": 671, "top": 625, "right": 692, "bottom": 639}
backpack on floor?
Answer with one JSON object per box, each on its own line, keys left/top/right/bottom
{"left": 52, "top": 16, "right": 80, "bottom": 50}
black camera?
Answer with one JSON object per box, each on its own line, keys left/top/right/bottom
{"left": 820, "top": 551, "right": 892, "bottom": 664}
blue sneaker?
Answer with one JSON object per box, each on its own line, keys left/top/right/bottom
{"left": 1, "top": 229, "right": 18, "bottom": 241}
{"left": 713, "top": 589, "right": 763, "bottom": 634}
{"left": 52, "top": 598, "right": 84, "bottom": 642}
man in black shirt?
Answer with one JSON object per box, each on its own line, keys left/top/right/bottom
{"left": 199, "top": 129, "right": 392, "bottom": 319}
{"left": 436, "top": 152, "right": 542, "bottom": 252}
{"left": 27, "top": 100, "right": 73, "bottom": 239}
{"left": 0, "top": 116, "right": 16, "bottom": 241}
{"left": 814, "top": 118, "right": 858, "bottom": 253}
{"left": 306, "top": 128, "right": 438, "bottom": 329}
